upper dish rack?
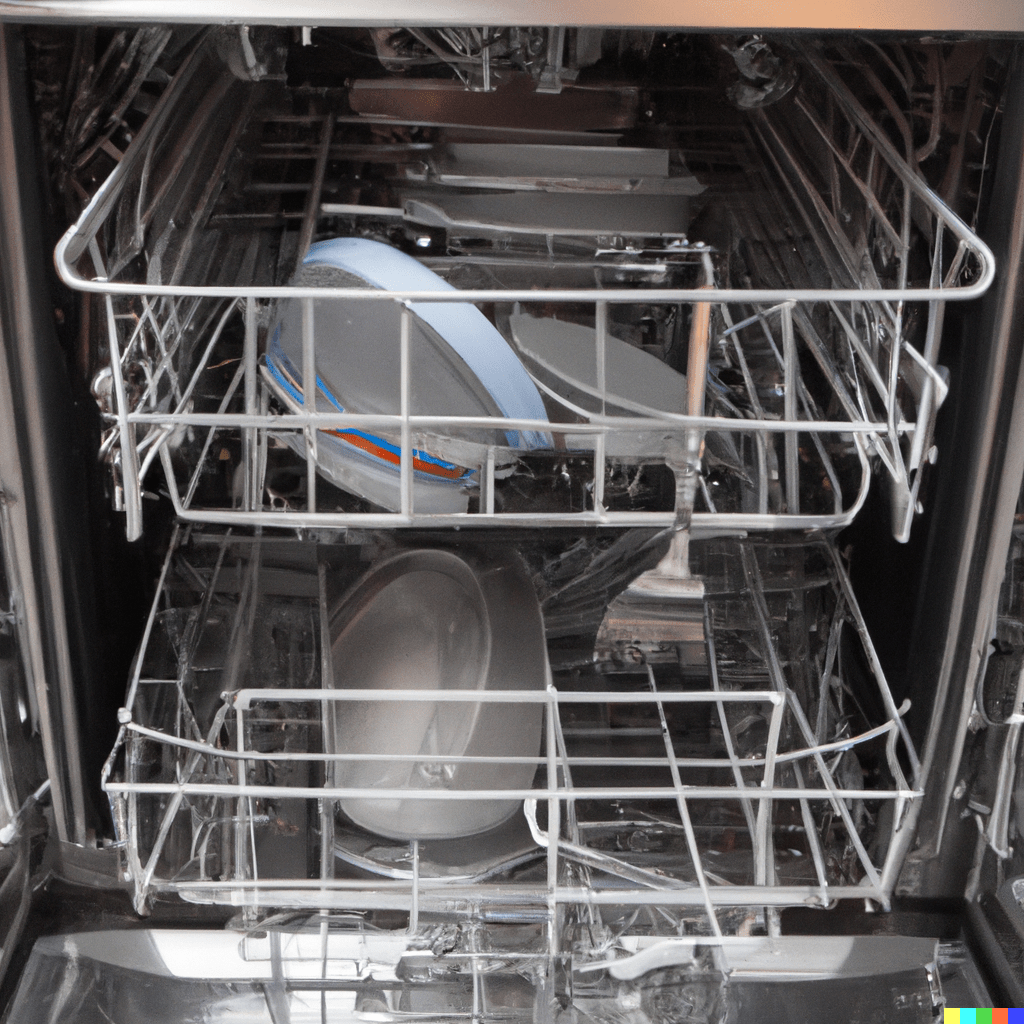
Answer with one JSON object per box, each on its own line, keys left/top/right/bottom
{"left": 53, "top": 34, "right": 994, "bottom": 541}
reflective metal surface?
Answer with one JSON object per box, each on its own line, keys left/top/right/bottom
{"left": 0, "top": 0, "right": 1022, "bottom": 32}
{"left": 3, "top": 926, "right": 943, "bottom": 1023}
{"left": 0, "top": 23, "right": 88, "bottom": 846}
{"left": 900, "top": 49, "right": 1024, "bottom": 885}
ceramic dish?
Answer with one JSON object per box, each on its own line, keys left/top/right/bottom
{"left": 265, "top": 238, "right": 551, "bottom": 512}
{"left": 508, "top": 312, "right": 744, "bottom": 472}
{"left": 508, "top": 312, "right": 689, "bottom": 459}
{"left": 509, "top": 312, "right": 689, "bottom": 417}
{"left": 326, "top": 548, "right": 547, "bottom": 841}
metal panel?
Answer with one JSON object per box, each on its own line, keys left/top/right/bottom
{"left": 898, "top": 49, "right": 1024, "bottom": 889}
{"left": 0, "top": 23, "right": 92, "bottom": 846}
{"left": 0, "top": 0, "right": 1023, "bottom": 32}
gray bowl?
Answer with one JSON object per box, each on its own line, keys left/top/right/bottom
{"left": 327, "top": 548, "right": 547, "bottom": 840}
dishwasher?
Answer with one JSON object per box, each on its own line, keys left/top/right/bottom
{"left": 0, "top": 9, "right": 1022, "bottom": 1022}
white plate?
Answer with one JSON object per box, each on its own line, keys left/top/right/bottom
{"left": 326, "top": 549, "right": 547, "bottom": 841}
{"left": 509, "top": 312, "right": 689, "bottom": 416}
{"left": 509, "top": 312, "right": 694, "bottom": 459}
{"left": 265, "top": 239, "right": 551, "bottom": 511}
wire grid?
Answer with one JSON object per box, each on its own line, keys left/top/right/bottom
{"left": 55, "top": 39, "right": 993, "bottom": 542}
{"left": 102, "top": 527, "right": 921, "bottom": 945}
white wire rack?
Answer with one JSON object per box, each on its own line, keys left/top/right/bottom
{"left": 103, "top": 527, "right": 921, "bottom": 947}
{"left": 52, "top": 38, "right": 993, "bottom": 543}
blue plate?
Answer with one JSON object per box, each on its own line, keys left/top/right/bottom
{"left": 265, "top": 238, "right": 551, "bottom": 512}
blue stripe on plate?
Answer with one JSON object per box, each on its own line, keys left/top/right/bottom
{"left": 265, "top": 350, "right": 472, "bottom": 481}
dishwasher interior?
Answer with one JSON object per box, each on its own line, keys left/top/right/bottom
{"left": 0, "top": 21, "right": 1018, "bottom": 1022}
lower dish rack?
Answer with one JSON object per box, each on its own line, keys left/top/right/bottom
{"left": 104, "top": 526, "right": 920, "bottom": 954}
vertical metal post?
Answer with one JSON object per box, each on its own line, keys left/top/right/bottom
{"left": 594, "top": 301, "right": 607, "bottom": 514}
{"left": 317, "top": 563, "right": 336, "bottom": 941}
{"left": 781, "top": 302, "right": 799, "bottom": 513}
{"left": 410, "top": 839, "right": 420, "bottom": 934}
{"left": 545, "top": 689, "right": 560, "bottom": 960}
{"left": 302, "top": 297, "right": 317, "bottom": 512}
{"left": 471, "top": 919, "right": 482, "bottom": 1021}
{"left": 235, "top": 698, "right": 248, "bottom": 888}
{"left": 399, "top": 303, "right": 413, "bottom": 517}
{"left": 481, "top": 27, "right": 491, "bottom": 93}
{"left": 126, "top": 743, "right": 144, "bottom": 910}
{"left": 243, "top": 296, "right": 258, "bottom": 511}
{"left": 483, "top": 446, "right": 496, "bottom": 515}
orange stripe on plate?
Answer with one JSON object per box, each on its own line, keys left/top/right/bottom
{"left": 326, "top": 429, "right": 468, "bottom": 481}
